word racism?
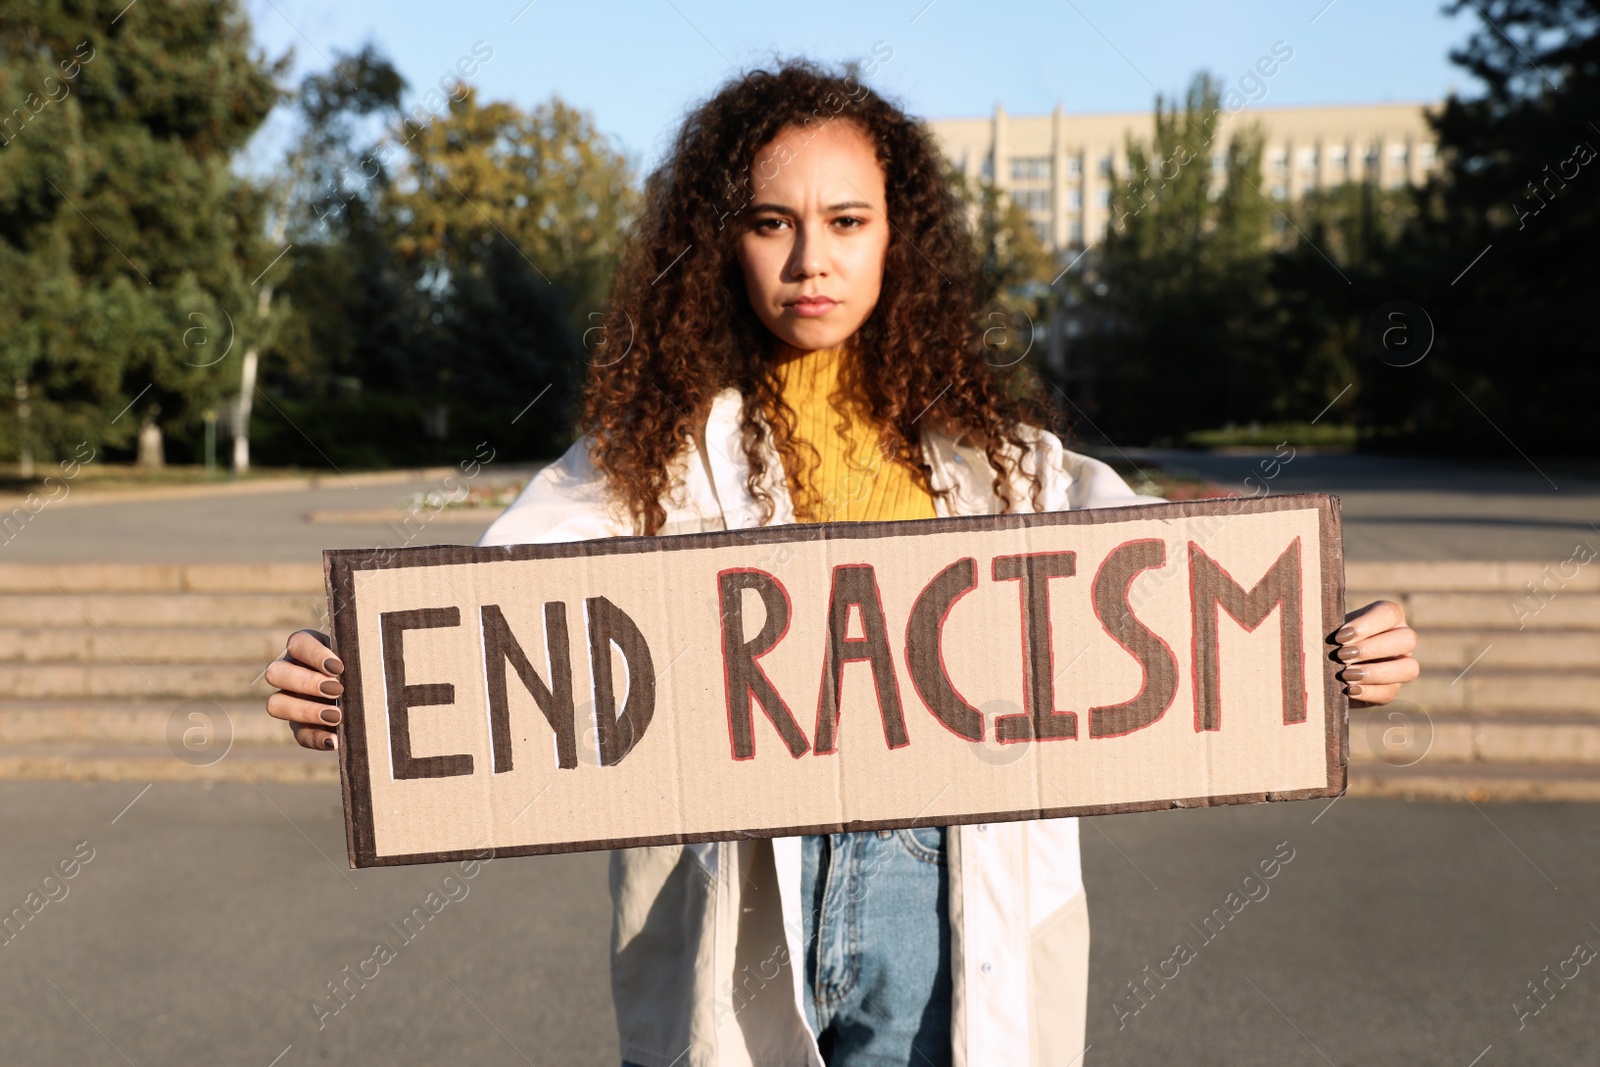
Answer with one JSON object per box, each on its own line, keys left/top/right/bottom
{"left": 1112, "top": 841, "right": 1296, "bottom": 1030}
{"left": 310, "top": 848, "right": 494, "bottom": 1028}
{"left": 374, "top": 535, "right": 1310, "bottom": 779}
{"left": 1, "top": 41, "right": 96, "bottom": 147}
{"left": 1513, "top": 140, "right": 1596, "bottom": 229}
{"left": 1, "top": 841, "right": 95, "bottom": 947}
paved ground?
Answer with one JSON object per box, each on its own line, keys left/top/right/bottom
{"left": 0, "top": 470, "right": 534, "bottom": 563}
{"left": 2, "top": 783, "right": 1594, "bottom": 1066}
{"left": 4, "top": 454, "right": 1596, "bottom": 1064}
{"left": 1128, "top": 449, "right": 1600, "bottom": 562}
{"left": 3, "top": 451, "right": 1597, "bottom": 563}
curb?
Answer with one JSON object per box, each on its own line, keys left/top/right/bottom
{"left": 0, "top": 464, "right": 548, "bottom": 512}
{"left": 0, "top": 743, "right": 338, "bottom": 783}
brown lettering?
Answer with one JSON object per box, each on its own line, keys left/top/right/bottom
{"left": 1188, "top": 537, "right": 1307, "bottom": 731}
{"left": 814, "top": 564, "right": 909, "bottom": 754}
{"left": 380, "top": 607, "right": 472, "bottom": 779}
{"left": 718, "top": 569, "right": 809, "bottom": 760}
{"left": 480, "top": 603, "right": 576, "bottom": 772}
{"left": 585, "top": 596, "right": 656, "bottom": 766}
{"left": 990, "top": 552, "right": 1078, "bottom": 742}
{"left": 904, "top": 557, "right": 984, "bottom": 741}
{"left": 1088, "top": 539, "right": 1179, "bottom": 738}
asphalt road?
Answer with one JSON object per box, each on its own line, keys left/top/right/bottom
{"left": 1129, "top": 449, "right": 1600, "bottom": 562}
{"left": 4, "top": 451, "right": 1598, "bottom": 563}
{"left": 3, "top": 783, "right": 1594, "bottom": 1066}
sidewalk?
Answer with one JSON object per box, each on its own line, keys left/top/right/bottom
{"left": 1125, "top": 449, "right": 1600, "bottom": 561}
{"left": 4, "top": 453, "right": 1596, "bottom": 563}
{"left": 0, "top": 469, "right": 529, "bottom": 563}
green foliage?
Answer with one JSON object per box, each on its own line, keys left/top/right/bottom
{"left": 943, "top": 157, "right": 1056, "bottom": 314}
{"left": 1056, "top": 0, "right": 1598, "bottom": 458}
{"left": 257, "top": 52, "right": 640, "bottom": 466}
{"left": 1064, "top": 73, "right": 1280, "bottom": 444}
{"left": 0, "top": 0, "right": 285, "bottom": 464}
{"left": 1355, "top": 0, "right": 1600, "bottom": 453}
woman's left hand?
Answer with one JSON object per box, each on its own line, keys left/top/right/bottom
{"left": 1333, "top": 600, "right": 1419, "bottom": 707}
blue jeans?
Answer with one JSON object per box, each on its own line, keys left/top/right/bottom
{"left": 798, "top": 829, "right": 953, "bottom": 1067}
{"left": 623, "top": 831, "right": 952, "bottom": 1067}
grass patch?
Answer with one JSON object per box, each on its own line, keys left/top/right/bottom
{"left": 1183, "top": 421, "right": 1357, "bottom": 450}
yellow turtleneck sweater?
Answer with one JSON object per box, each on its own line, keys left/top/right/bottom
{"left": 768, "top": 345, "right": 937, "bottom": 524}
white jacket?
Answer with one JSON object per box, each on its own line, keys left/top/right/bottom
{"left": 479, "top": 387, "right": 1155, "bottom": 1067}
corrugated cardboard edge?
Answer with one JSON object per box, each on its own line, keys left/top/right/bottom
{"left": 325, "top": 550, "right": 366, "bottom": 869}
{"left": 325, "top": 492, "right": 1350, "bottom": 868}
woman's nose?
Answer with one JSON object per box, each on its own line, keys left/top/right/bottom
{"left": 789, "top": 234, "right": 826, "bottom": 278}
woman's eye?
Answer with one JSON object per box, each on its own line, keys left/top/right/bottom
{"left": 835, "top": 216, "right": 866, "bottom": 229}
{"left": 753, "top": 217, "right": 787, "bottom": 232}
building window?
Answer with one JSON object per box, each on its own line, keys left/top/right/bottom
{"left": 1387, "top": 143, "right": 1409, "bottom": 186}
{"left": 1095, "top": 188, "right": 1110, "bottom": 208}
{"left": 1066, "top": 155, "right": 1082, "bottom": 177}
{"left": 1067, "top": 188, "right": 1082, "bottom": 210}
{"left": 1299, "top": 146, "right": 1318, "bottom": 173}
{"left": 1211, "top": 153, "right": 1227, "bottom": 176}
{"left": 1268, "top": 147, "right": 1287, "bottom": 172}
{"left": 1068, "top": 220, "right": 1083, "bottom": 243}
{"left": 1418, "top": 143, "right": 1435, "bottom": 168}
{"left": 1328, "top": 145, "right": 1347, "bottom": 176}
{"left": 1011, "top": 157, "right": 1051, "bottom": 181}
{"left": 981, "top": 156, "right": 993, "bottom": 180}
{"left": 1098, "top": 154, "right": 1113, "bottom": 176}
{"left": 1013, "top": 188, "right": 1050, "bottom": 212}
{"left": 1032, "top": 220, "right": 1051, "bottom": 242}
{"left": 1271, "top": 183, "right": 1288, "bottom": 200}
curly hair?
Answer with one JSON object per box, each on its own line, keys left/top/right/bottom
{"left": 580, "top": 56, "right": 1052, "bottom": 535}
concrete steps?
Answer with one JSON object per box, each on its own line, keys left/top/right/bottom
{"left": 0, "top": 564, "right": 326, "bottom": 782}
{"left": 1345, "top": 560, "right": 1600, "bottom": 799}
{"left": 0, "top": 561, "right": 1594, "bottom": 796}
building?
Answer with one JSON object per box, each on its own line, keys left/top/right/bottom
{"left": 926, "top": 101, "right": 1440, "bottom": 250}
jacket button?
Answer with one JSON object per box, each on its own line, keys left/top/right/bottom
{"left": 980, "top": 962, "right": 993, "bottom": 974}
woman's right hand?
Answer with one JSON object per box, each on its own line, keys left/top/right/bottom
{"left": 265, "top": 629, "right": 344, "bottom": 751}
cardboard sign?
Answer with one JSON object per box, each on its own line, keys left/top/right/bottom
{"left": 325, "top": 493, "right": 1346, "bottom": 868}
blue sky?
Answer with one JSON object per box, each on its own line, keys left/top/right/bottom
{"left": 240, "top": 0, "right": 1481, "bottom": 178}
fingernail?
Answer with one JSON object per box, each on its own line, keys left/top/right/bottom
{"left": 1337, "top": 646, "right": 1361, "bottom": 662}
{"left": 323, "top": 656, "right": 345, "bottom": 675}
{"left": 325, "top": 734, "right": 338, "bottom": 751}
{"left": 320, "top": 707, "right": 341, "bottom": 725}
{"left": 1342, "top": 667, "right": 1366, "bottom": 682}
{"left": 1335, "top": 626, "right": 1358, "bottom": 643}
{"left": 319, "top": 679, "right": 344, "bottom": 697}
{"left": 1347, "top": 683, "right": 1364, "bottom": 697}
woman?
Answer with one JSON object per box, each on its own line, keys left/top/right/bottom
{"left": 266, "top": 59, "right": 1419, "bottom": 1067}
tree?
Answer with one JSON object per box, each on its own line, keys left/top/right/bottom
{"left": 1359, "top": 0, "right": 1600, "bottom": 453}
{"left": 255, "top": 60, "right": 640, "bottom": 467}
{"left": 1062, "top": 73, "right": 1276, "bottom": 444}
{"left": 941, "top": 158, "right": 1057, "bottom": 395}
{"left": 0, "top": 0, "right": 285, "bottom": 468}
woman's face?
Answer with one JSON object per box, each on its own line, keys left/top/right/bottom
{"left": 734, "top": 119, "right": 890, "bottom": 354}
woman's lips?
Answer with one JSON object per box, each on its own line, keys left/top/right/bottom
{"left": 788, "top": 297, "right": 837, "bottom": 317}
